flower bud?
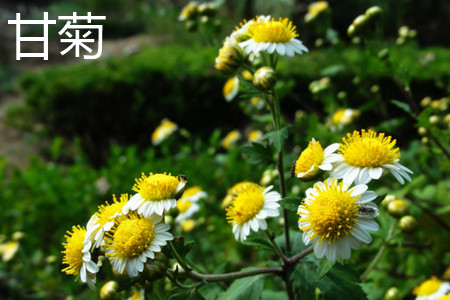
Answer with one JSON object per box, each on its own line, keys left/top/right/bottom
{"left": 353, "top": 15, "right": 369, "bottom": 28}
{"left": 179, "top": 2, "right": 198, "bottom": 21}
{"left": 421, "top": 137, "right": 429, "bottom": 145}
{"left": 370, "top": 85, "right": 380, "bottom": 93}
{"left": 381, "top": 194, "right": 396, "bottom": 208}
{"left": 365, "top": 6, "right": 383, "bottom": 20}
{"left": 429, "top": 115, "right": 439, "bottom": 125}
{"left": 215, "top": 43, "right": 244, "bottom": 75}
{"left": 387, "top": 199, "right": 409, "bottom": 218}
{"left": 253, "top": 67, "right": 277, "bottom": 91}
{"left": 12, "top": 232, "right": 25, "bottom": 241}
{"left": 398, "top": 26, "right": 409, "bottom": 38}
{"left": 100, "top": 281, "right": 119, "bottom": 300}
{"left": 377, "top": 48, "right": 389, "bottom": 61}
{"left": 384, "top": 287, "right": 401, "bottom": 300}
{"left": 399, "top": 215, "right": 418, "bottom": 233}
{"left": 444, "top": 113, "right": 450, "bottom": 124}
{"left": 417, "top": 127, "right": 426, "bottom": 136}
{"left": 143, "top": 252, "right": 169, "bottom": 282}
{"left": 421, "top": 96, "right": 431, "bottom": 107}
{"left": 347, "top": 24, "right": 357, "bottom": 37}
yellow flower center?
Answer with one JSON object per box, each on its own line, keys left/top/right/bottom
{"left": 309, "top": 1, "right": 329, "bottom": 17}
{"left": 299, "top": 180, "right": 359, "bottom": 243}
{"left": 295, "top": 140, "right": 325, "bottom": 174}
{"left": 108, "top": 215, "right": 155, "bottom": 260}
{"left": 332, "top": 109, "right": 347, "bottom": 124}
{"left": 223, "top": 130, "right": 241, "bottom": 149}
{"left": 61, "top": 225, "right": 86, "bottom": 276}
{"left": 96, "top": 194, "right": 129, "bottom": 227}
{"left": 247, "top": 18, "right": 299, "bottom": 43}
{"left": 413, "top": 276, "right": 442, "bottom": 296}
{"left": 226, "top": 185, "right": 264, "bottom": 225}
{"left": 339, "top": 129, "right": 400, "bottom": 168}
{"left": 133, "top": 173, "right": 180, "bottom": 202}
{"left": 182, "top": 186, "right": 202, "bottom": 197}
{"left": 152, "top": 119, "right": 177, "bottom": 144}
{"left": 176, "top": 199, "right": 192, "bottom": 214}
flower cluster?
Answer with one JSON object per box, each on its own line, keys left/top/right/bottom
{"left": 292, "top": 129, "right": 412, "bottom": 262}
{"left": 61, "top": 172, "right": 189, "bottom": 289}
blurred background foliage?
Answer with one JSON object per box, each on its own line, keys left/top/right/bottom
{"left": 0, "top": 0, "right": 449, "bottom": 299}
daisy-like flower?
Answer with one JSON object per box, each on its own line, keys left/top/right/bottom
{"left": 298, "top": 179, "right": 379, "bottom": 262}
{"left": 175, "top": 186, "right": 206, "bottom": 223}
{"left": 223, "top": 77, "right": 239, "bottom": 102}
{"left": 291, "top": 138, "right": 341, "bottom": 181}
{"left": 62, "top": 225, "right": 99, "bottom": 290}
{"left": 239, "top": 17, "right": 308, "bottom": 57}
{"left": 227, "top": 15, "right": 271, "bottom": 45}
{"left": 86, "top": 194, "right": 129, "bottom": 248}
{"left": 247, "top": 130, "right": 263, "bottom": 142}
{"left": 151, "top": 119, "right": 178, "bottom": 145}
{"left": 413, "top": 276, "right": 450, "bottom": 300}
{"left": 331, "top": 129, "right": 413, "bottom": 185}
{"left": 0, "top": 240, "right": 19, "bottom": 262}
{"left": 222, "top": 130, "right": 241, "bottom": 150}
{"left": 105, "top": 214, "right": 173, "bottom": 277}
{"left": 123, "top": 173, "right": 187, "bottom": 217}
{"left": 226, "top": 184, "right": 281, "bottom": 241}
{"left": 221, "top": 181, "right": 259, "bottom": 208}
{"left": 304, "top": 1, "right": 329, "bottom": 23}
{"left": 331, "top": 108, "right": 360, "bottom": 130}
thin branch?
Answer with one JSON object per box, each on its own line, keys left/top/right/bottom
{"left": 174, "top": 266, "right": 283, "bottom": 282}
{"left": 265, "top": 230, "right": 288, "bottom": 263}
{"left": 286, "top": 247, "right": 314, "bottom": 265}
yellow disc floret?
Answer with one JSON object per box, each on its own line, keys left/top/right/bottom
{"left": 339, "top": 129, "right": 400, "bottom": 168}
{"left": 61, "top": 225, "right": 86, "bottom": 276}
{"left": 96, "top": 194, "right": 129, "bottom": 226}
{"left": 133, "top": 173, "right": 180, "bottom": 202}
{"left": 107, "top": 215, "right": 155, "bottom": 260}
{"left": 413, "top": 276, "right": 442, "bottom": 296}
{"left": 300, "top": 180, "right": 359, "bottom": 243}
{"left": 226, "top": 185, "right": 264, "bottom": 225}
{"left": 247, "top": 17, "right": 299, "bottom": 43}
{"left": 294, "top": 140, "right": 325, "bottom": 174}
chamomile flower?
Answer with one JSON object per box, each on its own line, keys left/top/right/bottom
{"left": 247, "top": 130, "right": 263, "bottom": 142}
{"left": 123, "top": 173, "right": 187, "bottom": 217}
{"left": 331, "top": 108, "right": 360, "bottom": 130}
{"left": 331, "top": 129, "right": 413, "bottom": 185}
{"left": 304, "top": 1, "right": 329, "bottom": 23}
{"left": 151, "top": 119, "right": 178, "bottom": 145}
{"left": 86, "top": 194, "right": 129, "bottom": 248}
{"left": 223, "top": 77, "right": 239, "bottom": 102}
{"left": 298, "top": 179, "right": 379, "bottom": 262}
{"left": 62, "top": 225, "right": 99, "bottom": 290}
{"left": 175, "top": 186, "right": 206, "bottom": 222}
{"left": 221, "top": 181, "right": 259, "bottom": 208}
{"left": 239, "top": 17, "right": 308, "bottom": 57}
{"left": 105, "top": 214, "right": 172, "bottom": 278}
{"left": 222, "top": 130, "right": 241, "bottom": 150}
{"left": 1, "top": 241, "right": 19, "bottom": 262}
{"left": 228, "top": 15, "right": 271, "bottom": 45}
{"left": 292, "top": 138, "right": 340, "bottom": 181}
{"left": 413, "top": 277, "right": 450, "bottom": 300}
{"left": 226, "top": 184, "right": 281, "bottom": 241}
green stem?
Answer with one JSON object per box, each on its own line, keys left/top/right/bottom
{"left": 168, "top": 240, "right": 192, "bottom": 271}
{"left": 166, "top": 270, "right": 204, "bottom": 289}
{"left": 265, "top": 230, "right": 288, "bottom": 263}
{"left": 360, "top": 220, "right": 397, "bottom": 281}
{"left": 175, "top": 266, "right": 283, "bottom": 282}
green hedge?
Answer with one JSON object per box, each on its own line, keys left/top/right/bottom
{"left": 19, "top": 44, "right": 450, "bottom": 163}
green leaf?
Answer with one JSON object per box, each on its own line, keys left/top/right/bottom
{"left": 218, "top": 271, "right": 266, "bottom": 300}
{"left": 316, "top": 259, "right": 334, "bottom": 279}
{"left": 170, "top": 238, "right": 194, "bottom": 261}
{"left": 242, "top": 236, "right": 275, "bottom": 252}
{"left": 117, "top": 274, "right": 145, "bottom": 292}
{"left": 279, "top": 196, "right": 301, "bottom": 212}
{"left": 317, "top": 263, "right": 367, "bottom": 300}
{"left": 262, "top": 125, "right": 291, "bottom": 152}
{"left": 168, "top": 288, "right": 206, "bottom": 300}
{"left": 417, "top": 107, "right": 432, "bottom": 127}
{"left": 391, "top": 99, "right": 413, "bottom": 116}
{"left": 291, "top": 262, "right": 317, "bottom": 300}
{"left": 241, "top": 142, "right": 274, "bottom": 167}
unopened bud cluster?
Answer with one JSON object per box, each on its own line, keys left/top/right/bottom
{"left": 348, "top": 6, "right": 382, "bottom": 37}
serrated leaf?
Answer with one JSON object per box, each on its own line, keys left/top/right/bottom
{"left": 391, "top": 99, "right": 413, "bottom": 116}
{"left": 171, "top": 238, "right": 194, "bottom": 262}
{"left": 241, "top": 142, "right": 274, "bottom": 167}
{"left": 291, "top": 262, "right": 317, "bottom": 300}
{"left": 262, "top": 125, "right": 291, "bottom": 152}
{"left": 317, "top": 263, "right": 367, "bottom": 300}
{"left": 279, "top": 196, "right": 301, "bottom": 212}
{"left": 218, "top": 271, "right": 266, "bottom": 300}
{"left": 169, "top": 288, "right": 206, "bottom": 300}
{"left": 316, "top": 259, "right": 334, "bottom": 279}
{"left": 242, "top": 236, "right": 275, "bottom": 252}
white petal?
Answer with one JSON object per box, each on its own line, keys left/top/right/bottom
{"left": 357, "top": 191, "right": 377, "bottom": 203}
{"left": 390, "top": 169, "right": 405, "bottom": 184}
{"left": 250, "top": 219, "right": 259, "bottom": 231}
{"left": 268, "top": 43, "right": 276, "bottom": 53}
{"left": 356, "top": 167, "right": 371, "bottom": 185}
{"left": 324, "top": 143, "right": 340, "bottom": 155}
{"left": 325, "top": 244, "right": 337, "bottom": 263}
{"left": 258, "top": 219, "right": 267, "bottom": 230}
{"left": 343, "top": 167, "right": 360, "bottom": 185}
{"left": 276, "top": 43, "right": 285, "bottom": 55}
{"left": 369, "top": 167, "right": 383, "bottom": 180}
{"left": 357, "top": 219, "right": 379, "bottom": 232}
{"left": 350, "top": 227, "right": 372, "bottom": 244}
{"left": 319, "top": 163, "right": 332, "bottom": 171}
{"left": 349, "top": 184, "right": 368, "bottom": 197}
{"left": 314, "top": 241, "right": 327, "bottom": 258}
